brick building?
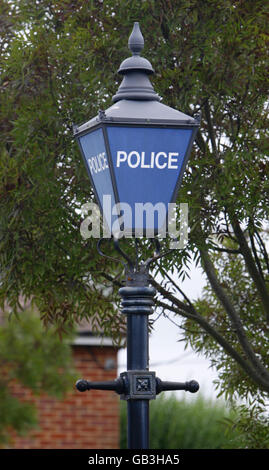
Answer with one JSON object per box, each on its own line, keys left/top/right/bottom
{"left": 3, "top": 313, "right": 121, "bottom": 449}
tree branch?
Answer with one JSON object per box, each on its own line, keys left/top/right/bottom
{"left": 195, "top": 129, "right": 208, "bottom": 154}
{"left": 204, "top": 99, "right": 218, "bottom": 158}
{"left": 163, "top": 269, "right": 194, "bottom": 307}
{"left": 249, "top": 230, "right": 265, "bottom": 282}
{"left": 209, "top": 246, "right": 240, "bottom": 254}
{"left": 254, "top": 229, "right": 269, "bottom": 275}
{"left": 99, "top": 271, "right": 124, "bottom": 288}
{"left": 199, "top": 247, "right": 269, "bottom": 387}
{"left": 153, "top": 286, "right": 269, "bottom": 392}
{"left": 231, "top": 219, "right": 269, "bottom": 322}
{"left": 150, "top": 276, "right": 197, "bottom": 318}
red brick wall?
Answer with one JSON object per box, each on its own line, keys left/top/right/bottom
{"left": 8, "top": 345, "right": 120, "bottom": 449}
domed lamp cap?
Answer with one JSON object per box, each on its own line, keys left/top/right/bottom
{"left": 113, "top": 22, "right": 159, "bottom": 102}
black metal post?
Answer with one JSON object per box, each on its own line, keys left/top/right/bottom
{"left": 119, "top": 271, "right": 155, "bottom": 449}
{"left": 119, "top": 278, "right": 155, "bottom": 449}
{"left": 127, "top": 313, "right": 149, "bottom": 448}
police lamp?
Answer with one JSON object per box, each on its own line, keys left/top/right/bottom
{"left": 74, "top": 22, "right": 199, "bottom": 237}
{"left": 74, "top": 22, "right": 201, "bottom": 451}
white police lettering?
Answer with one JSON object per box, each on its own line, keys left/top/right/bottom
{"left": 87, "top": 152, "right": 109, "bottom": 175}
{"left": 116, "top": 150, "right": 179, "bottom": 169}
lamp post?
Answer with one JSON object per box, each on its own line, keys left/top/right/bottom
{"left": 74, "top": 22, "right": 200, "bottom": 450}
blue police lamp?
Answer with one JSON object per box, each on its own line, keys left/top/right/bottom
{"left": 74, "top": 22, "right": 199, "bottom": 237}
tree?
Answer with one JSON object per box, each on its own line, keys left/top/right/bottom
{"left": 0, "top": 0, "right": 268, "bottom": 440}
{"left": 0, "top": 308, "right": 76, "bottom": 444}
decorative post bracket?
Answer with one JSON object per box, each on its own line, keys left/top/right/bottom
{"left": 76, "top": 373, "right": 199, "bottom": 398}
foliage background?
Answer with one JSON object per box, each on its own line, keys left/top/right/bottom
{"left": 0, "top": 309, "right": 76, "bottom": 444}
{"left": 0, "top": 0, "right": 268, "bottom": 446}
{"left": 120, "top": 394, "right": 246, "bottom": 449}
